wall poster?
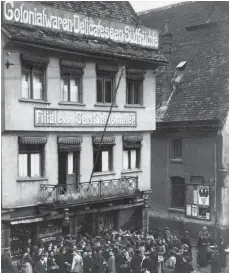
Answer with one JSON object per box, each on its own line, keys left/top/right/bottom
{"left": 185, "top": 184, "right": 211, "bottom": 220}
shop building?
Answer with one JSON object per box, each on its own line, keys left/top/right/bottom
{"left": 140, "top": 2, "right": 229, "bottom": 238}
{"left": 1, "top": 1, "right": 166, "bottom": 257}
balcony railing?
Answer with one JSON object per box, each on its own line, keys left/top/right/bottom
{"left": 40, "top": 176, "right": 138, "bottom": 204}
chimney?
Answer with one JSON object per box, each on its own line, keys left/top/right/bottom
{"left": 160, "top": 20, "right": 173, "bottom": 107}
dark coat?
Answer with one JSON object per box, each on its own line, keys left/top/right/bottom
{"left": 83, "top": 256, "right": 95, "bottom": 273}
{"left": 34, "top": 261, "right": 47, "bottom": 273}
{"left": 142, "top": 258, "right": 153, "bottom": 273}
{"left": 130, "top": 254, "right": 142, "bottom": 273}
{"left": 108, "top": 256, "right": 116, "bottom": 273}
{"left": 94, "top": 253, "right": 105, "bottom": 273}
{"left": 1, "top": 254, "right": 15, "bottom": 273}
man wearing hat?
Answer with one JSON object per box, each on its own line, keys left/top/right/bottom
{"left": 94, "top": 246, "right": 105, "bottom": 273}
{"left": 83, "top": 248, "right": 95, "bottom": 273}
{"left": 34, "top": 253, "right": 47, "bottom": 273}
{"left": 142, "top": 252, "right": 153, "bottom": 273}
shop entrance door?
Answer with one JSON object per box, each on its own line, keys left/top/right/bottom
{"left": 58, "top": 151, "right": 80, "bottom": 188}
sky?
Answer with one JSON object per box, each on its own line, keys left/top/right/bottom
{"left": 129, "top": 0, "right": 187, "bottom": 12}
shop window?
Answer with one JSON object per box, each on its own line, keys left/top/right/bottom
{"left": 126, "top": 80, "right": 143, "bottom": 105}
{"left": 20, "top": 54, "right": 49, "bottom": 101}
{"left": 171, "top": 176, "right": 185, "bottom": 209}
{"left": 96, "top": 75, "right": 114, "bottom": 103}
{"left": 93, "top": 148, "right": 113, "bottom": 172}
{"left": 19, "top": 144, "right": 44, "bottom": 178}
{"left": 61, "top": 76, "right": 82, "bottom": 102}
{"left": 171, "top": 139, "right": 182, "bottom": 159}
{"left": 123, "top": 149, "right": 140, "bottom": 170}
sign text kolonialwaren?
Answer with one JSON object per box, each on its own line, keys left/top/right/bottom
{"left": 3, "top": 1, "right": 159, "bottom": 49}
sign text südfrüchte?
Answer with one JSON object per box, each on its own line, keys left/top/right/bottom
{"left": 3, "top": 1, "right": 159, "bottom": 49}
{"left": 35, "top": 109, "right": 137, "bottom": 127}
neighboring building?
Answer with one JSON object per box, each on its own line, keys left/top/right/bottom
{"left": 1, "top": 1, "right": 166, "bottom": 258}
{"left": 140, "top": 2, "right": 229, "bottom": 238}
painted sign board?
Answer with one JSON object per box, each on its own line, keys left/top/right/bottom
{"left": 34, "top": 108, "right": 137, "bottom": 127}
{"left": 3, "top": 1, "right": 159, "bottom": 49}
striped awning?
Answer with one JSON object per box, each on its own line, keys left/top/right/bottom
{"left": 21, "top": 54, "right": 49, "bottom": 66}
{"left": 60, "top": 60, "right": 85, "bottom": 69}
{"left": 97, "top": 64, "right": 119, "bottom": 73}
{"left": 93, "top": 136, "right": 115, "bottom": 145}
{"left": 19, "top": 136, "right": 48, "bottom": 145}
{"left": 58, "top": 137, "right": 83, "bottom": 145}
{"left": 126, "top": 69, "right": 146, "bottom": 80}
{"left": 123, "top": 136, "right": 143, "bottom": 142}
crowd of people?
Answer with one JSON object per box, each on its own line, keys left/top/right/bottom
{"left": 1, "top": 226, "right": 228, "bottom": 273}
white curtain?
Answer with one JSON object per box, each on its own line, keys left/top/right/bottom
{"left": 130, "top": 150, "right": 137, "bottom": 169}
{"left": 33, "top": 72, "right": 42, "bottom": 99}
{"left": 68, "top": 152, "right": 74, "bottom": 174}
{"left": 19, "top": 154, "right": 28, "bottom": 177}
{"left": 61, "top": 79, "right": 68, "bottom": 101}
{"left": 70, "top": 79, "right": 79, "bottom": 102}
{"left": 31, "top": 153, "right": 41, "bottom": 177}
{"left": 102, "top": 151, "right": 109, "bottom": 172}
{"left": 21, "top": 73, "right": 30, "bottom": 98}
{"left": 123, "top": 150, "right": 129, "bottom": 170}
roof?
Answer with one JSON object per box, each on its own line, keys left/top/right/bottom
{"left": 2, "top": 1, "right": 166, "bottom": 66}
{"left": 140, "top": 1, "right": 229, "bottom": 124}
{"left": 41, "top": 1, "right": 143, "bottom": 26}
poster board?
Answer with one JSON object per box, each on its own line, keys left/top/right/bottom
{"left": 185, "top": 184, "right": 211, "bottom": 220}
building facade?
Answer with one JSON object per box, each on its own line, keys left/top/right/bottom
{"left": 1, "top": 1, "right": 166, "bottom": 258}
{"left": 140, "top": 2, "right": 229, "bottom": 238}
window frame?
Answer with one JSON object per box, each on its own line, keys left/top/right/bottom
{"left": 21, "top": 64, "right": 46, "bottom": 101}
{"left": 96, "top": 73, "right": 115, "bottom": 104}
{"left": 18, "top": 144, "right": 44, "bottom": 178}
{"left": 126, "top": 79, "right": 143, "bottom": 105}
{"left": 171, "top": 139, "right": 182, "bottom": 159}
{"left": 170, "top": 176, "right": 185, "bottom": 209}
{"left": 60, "top": 74, "right": 82, "bottom": 103}
{"left": 93, "top": 145, "right": 113, "bottom": 173}
{"left": 123, "top": 148, "right": 141, "bottom": 170}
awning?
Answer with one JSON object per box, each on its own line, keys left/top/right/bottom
{"left": 126, "top": 69, "right": 146, "bottom": 80}
{"left": 123, "top": 135, "right": 143, "bottom": 149}
{"left": 93, "top": 136, "right": 116, "bottom": 145}
{"left": 58, "top": 136, "right": 82, "bottom": 151}
{"left": 9, "top": 216, "right": 44, "bottom": 225}
{"left": 19, "top": 136, "right": 48, "bottom": 145}
{"left": 21, "top": 53, "right": 49, "bottom": 66}
{"left": 60, "top": 60, "right": 85, "bottom": 69}
{"left": 97, "top": 64, "right": 119, "bottom": 73}
{"left": 58, "top": 137, "right": 82, "bottom": 145}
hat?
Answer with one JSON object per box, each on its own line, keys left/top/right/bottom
{"left": 145, "top": 251, "right": 150, "bottom": 256}
{"left": 182, "top": 244, "right": 189, "bottom": 251}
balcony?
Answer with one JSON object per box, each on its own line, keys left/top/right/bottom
{"left": 40, "top": 176, "right": 139, "bottom": 205}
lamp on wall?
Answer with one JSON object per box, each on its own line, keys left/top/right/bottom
{"left": 218, "top": 169, "right": 228, "bottom": 187}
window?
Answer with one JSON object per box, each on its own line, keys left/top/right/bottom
{"left": 96, "top": 75, "right": 114, "bottom": 103}
{"left": 171, "top": 176, "right": 185, "bottom": 209}
{"left": 171, "top": 139, "right": 182, "bottom": 159}
{"left": 19, "top": 144, "right": 44, "bottom": 178}
{"left": 61, "top": 76, "right": 82, "bottom": 102}
{"left": 126, "top": 80, "right": 143, "bottom": 105}
{"left": 123, "top": 149, "right": 140, "bottom": 170}
{"left": 93, "top": 147, "right": 113, "bottom": 172}
{"left": 21, "top": 66, "right": 45, "bottom": 100}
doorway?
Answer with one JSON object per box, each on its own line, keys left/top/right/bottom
{"left": 58, "top": 151, "right": 80, "bottom": 188}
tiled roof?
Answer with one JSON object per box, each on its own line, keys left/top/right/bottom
{"left": 41, "top": 1, "right": 143, "bottom": 26}
{"left": 140, "top": 1, "right": 229, "bottom": 123}
{"left": 2, "top": 24, "right": 166, "bottom": 65}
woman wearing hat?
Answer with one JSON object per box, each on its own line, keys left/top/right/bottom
{"left": 196, "top": 226, "right": 211, "bottom": 267}
{"left": 71, "top": 249, "right": 83, "bottom": 273}
{"left": 21, "top": 252, "right": 34, "bottom": 273}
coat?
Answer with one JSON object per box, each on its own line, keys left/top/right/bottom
{"left": 108, "top": 256, "right": 116, "bottom": 273}
{"left": 130, "top": 254, "right": 142, "bottom": 273}
{"left": 34, "top": 261, "right": 47, "bottom": 273}
{"left": 142, "top": 258, "right": 153, "bottom": 273}
{"left": 83, "top": 256, "right": 95, "bottom": 273}
{"left": 94, "top": 253, "right": 105, "bottom": 273}
{"left": 1, "top": 254, "right": 15, "bottom": 273}
{"left": 71, "top": 254, "right": 83, "bottom": 273}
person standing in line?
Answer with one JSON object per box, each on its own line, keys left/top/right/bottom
{"left": 1, "top": 248, "right": 16, "bottom": 273}
{"left": 130, "top": 249, "right": 142, "bottom": 273}
{"left": 108, "top": 251, "right": 116, "bottom": 273}
{"left": 71, "top": 250, "right": 83, "bottom": 273}
{"left": 34, "top": 254, "right": 47, "bottom": 273}
{"left": 142, "top": 252, "right": 153, "bottom": 273}
{"left": 83, "top": 248, "right": 95, "bottom": 273}
{"left": 22, "top": 252, "right": 33, "bottom": 273}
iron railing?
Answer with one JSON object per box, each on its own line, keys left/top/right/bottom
{"left": 40, "top": 176, "right": 138, "bottom": 204}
